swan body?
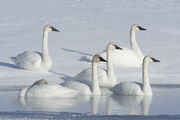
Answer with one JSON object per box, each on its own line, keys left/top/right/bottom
{"left": 63, "top": 54, "right": 107, "bottom": 95}
{"left": 74, "top": 68, "right": 108, "bottom": 87}
{"left": 100, "top": 24, "right": 146, "bottom": 67}
{"left": 20, "top": 79, "right": 78, "bottom": 98}
{"left": 110, "top": 56, "right": 160, "bottom": 96}
{"left": 11, "top": 25, "right": 59, "bottom": 71}
{"left": 75, "top": 43, "right": 122, "bottom": 88}
{"left": 62, "top": 80, "right": 92, "bottom": 95}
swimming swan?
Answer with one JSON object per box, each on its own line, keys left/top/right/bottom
{"left": 11, "top": 25, "right": 59, "bottom": 71}
{"left": 74, "top": 43, "right": 122, "bottom": 88}
{"left": 19, "top": 79, "right": 78, "bottom": 98}
{"left": 110, "top": 56, "right": 160, "bottom": 96}
{"left": 62, "top": 54, "right": 107, "bottom": 95}
{"left": 100, "top": 24, "right": 146, "bottom": 67}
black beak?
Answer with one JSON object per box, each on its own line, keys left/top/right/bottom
{"left": 151, "top": 57, "right": 160, "bottom": 62}
{"left": 114, "top": 45, "right": 123, "bottom": 50}
{"left": 138, "top": 26, "right": 147, "bottom": 30}
{"left": 99, "top": 56, "right": 107, "bottom": 62}
{"left": 51, "top": 27, "right": 59, "bottom": 32}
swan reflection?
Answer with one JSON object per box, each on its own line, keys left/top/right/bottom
{"left": 20, "top": 95, "right": 91, "bottom": 111}
{"left": 111, "top": 95, "right": 152, "bottom": 115}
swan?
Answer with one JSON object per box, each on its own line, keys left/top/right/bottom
{"left": 110, "top": 56, "right": 160, "bottom": 96}
{"left": 11, "top": 25, "right": 59, "bottom": 71}
{"left": 62, "top": 54, "right": 107, "bottom": 95}
{"left": 74, "top": 43, "right": 122, "bottom": 88}
{"left": 100, "top": 24, "right": 146, "bottom": 67}
{"left": 19, "top": 79, "right": 78, "bottom": 98}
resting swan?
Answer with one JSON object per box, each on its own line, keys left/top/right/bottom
{"left": 110, "top": 56, "right": 160, "bottom": 96}
{"left": 100, "top": 24, "right": 146, "bottom": 67}
{"left": 11, "top": 25, "right": 59, "bottom": 71}
{"left": 74, "top": 43, "right": 122, "bottom": 88}
{"left": 62, "top": 54, "right": 107, "bottom": 95}
{"left": 19, "top": 79, "right": 78, "bottom": 98}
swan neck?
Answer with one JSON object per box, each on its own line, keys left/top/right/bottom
{"left": 130, "top": 30, "right": 143, "bottom": 58}
{"left": 130, "top": 30, "right": 138, "bottom": 50}
{"left": 42, "top": 29, "right": 49, "bottom": 60}
{"left": 107, "top": 49, "right": 116, "bottom": 85}
{"left": 142, "top": 61, "right": 151, "bottom": 94}
{"left": 92, "top": 62, "right": 100, "bottom": 95}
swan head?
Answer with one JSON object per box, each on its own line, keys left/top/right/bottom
{"left": 32, "top": 79, "right": 48, "bottom": 86}
{"left": 92, "top": 54, "right": 107, "bottom": 63}
{"left": 107, "top": 42, "right": 123, "bottom": 51}
{"left": 44, "top": 25, "right": 59, "bottom": 32}
{"left": 131, "top": 24, "right": 146, "bottom": 31}
{"left": 144, "top": 56, "right": 160, "bottom": 64}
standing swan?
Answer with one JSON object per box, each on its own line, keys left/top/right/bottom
{"left": 110, "top": 56, "right": 160, "bottom": 96}
{"left": 11, "top": 25, "right": 59, "bottom": 71}
{"left": 74, "top": 43, "right": 122, "bottom": 88}
{"left": 19, "top": 79, "right": 78, "bottom": 98}
{"left": 100, "top": 24, "right": 146, "bottom": 67}
{"left": 62, "top": 54, "right": 107, "bottom": 95}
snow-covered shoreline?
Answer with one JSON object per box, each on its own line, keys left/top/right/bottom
{"left": 0, "top": 0, "right": 180, "bottom": 86}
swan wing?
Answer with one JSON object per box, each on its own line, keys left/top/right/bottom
{"left": 11, "top": 51, "right": 42, "bottom": 70}
{"left": 74, "top": 68, "right": 109, "bottom": 87}
{"left": 100, "top": 48, "right": 143, "bottom": 67}
{"left": 74, "top": 68, "right": 92, "bottom": 86}
{"left": 62, "top": 80, "right": 91, "bottom": 95}
{"left": 25, "top": 85, "right": 78, "bottom": 98}
{"left": 110, "top": 81, "right": 143, "bottom": 95}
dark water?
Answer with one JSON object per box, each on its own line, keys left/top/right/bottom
{"left": 0, "top": 84, "right": 180, "bottom": 115}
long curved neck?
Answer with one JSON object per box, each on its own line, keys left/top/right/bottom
{"left": 142, "top": 61, "right": 152, "bottom": 95}
{"left": 130, "top": 30, "right": 143, "bottom": 58}
{"left": 107, "top": 48, "right": 116, "bottom": 86}
{"left": 92, "top": 62, "right": 101, "bottom": 95}
{"left": 42, "top": 29, "right": 50, "bottom": 61}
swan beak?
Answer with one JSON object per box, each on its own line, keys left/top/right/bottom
{"left": 151, "top": 58, "right": 160, "bottom": 62}
{"left": 51, "top": 27, "right": 59, "bottom": 32}
{"left": 114, "top": 45, "right": 123, "bottom": 50}
{"left": 138, "top": 26, "right": 146, "bottom": 30}
{"left": 99, "top": 56, "right": 107, "bottom": 62}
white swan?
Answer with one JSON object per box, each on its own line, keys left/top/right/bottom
{"left": 110, "top": 56, "right": 160, "bottom": 96}
{"left": 74, "top": 43, "right": 122, "bottom": 88}
{"left": 100, "top": 24, "right": 146, "bottom": 67}
{"left": 11, "top": 25, "right": 59, "bottom": 71}
{"left": 62, "top": 54, "right": 107, "bottom": 95}
{"left": 19, "top": 79, "right": 78, "bottom": 98}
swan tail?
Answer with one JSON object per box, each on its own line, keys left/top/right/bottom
{"left": 10, "top": 57, "right": 17, "bottom": 64}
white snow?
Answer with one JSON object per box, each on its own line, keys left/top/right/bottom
{"left": 0, "top": 0, "right": 180, "bottom": 86}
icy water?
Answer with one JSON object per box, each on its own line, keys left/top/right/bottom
{"left": 0, "top": 85, "right": 180, "bottom": 116}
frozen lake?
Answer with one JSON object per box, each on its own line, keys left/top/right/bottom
{"left": 0, "top": 84, "right": 180, "bottom": 116}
